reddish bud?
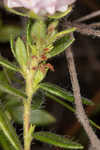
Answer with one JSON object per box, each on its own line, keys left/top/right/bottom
{"left": 45, "top": 63, "right": 54, "bottom": 72}
{"left": 41, "top": 54, "right": 47, "bottom": 61}
{"left": 32, "top": 56, "right": 37, "bottom": 59}
{"left": 39, "top": 64, "right": 46, "bottom": 73}
{"left": 32, "top": 66, "right": 37, "bottom": 70}
{"left": 44, "top": 48, "right": 49, "bottom": 52}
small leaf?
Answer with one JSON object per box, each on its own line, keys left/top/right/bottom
{"left": 48, "top": 7, "right": 72, "bottom": 19}
{"left": 8, "top": 106, "right": 55, "bottom": 125}
{"left": 0, "top": 131, "right": 15, "bottom": 150}
{"left": 31, "top": 20, "right": 46, "bottom": 40}
{"left": 33, "top": 132, "right": 83, "bottom": 149}
{"left": 0, "top": 108, "right": 22, "bottom": 150}
{"left": 0, "top": 56, "right": 19, "bottom": 72}
{"left": 10, "top": 37, "right": 17, "bottom": 59}
{"left": 55, "top": 28, "right": 76, "bottom": 39}
{"left": 39, "top": 82, "right": 94, "bottom": 105}
{"left": 26, "top": 20, "right": 32, "bottom": 46}
{"left": 5, "top": 7, "right": 28, "bottom": 17}
{"left": 47, "top": 35, "right": 74, "bottom": 58}
{"left": 0, "top": 82, "right": 26, "bottom": 99}
{"left": 15, "top": 37, "right": 27, "bottom": 68}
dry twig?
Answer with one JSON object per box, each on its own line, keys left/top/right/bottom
{"left": 75, "top": 10, "right": 100, "bottom": 23}
{"left": 64, "top": 21, "right": 100, "bottom": 37}
{"left": 65, "top": 34, "right": 100, "bottom": 150}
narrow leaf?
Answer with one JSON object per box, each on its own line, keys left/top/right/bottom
{"left": 10, "top": 37, "right": 17, "bottom": 58}
{"left": 15, "top": 37, "right": 27, "bottom": 67}
{"left": 33, "top": 132, "right": 83, "bottom": 149}
{"left": 39, "top": 82, "right": 94, "bottom": 105}
{"left": 46, "top": 92, "right": 75, "bottom": 113}
{"left": 0, "top": 108, "right": 22, "bottom": 150}
{"left": 45, "top": 93, "right": 100, "bottom": 130}
{"left": 8, "top": 106, "right": 55, "bottom": 125}
{"left": 47, "top": 35, "right": 75, "bottom": 58}
{"left": 0, "top": 131, "right": 15, "bottom": 150}
{"left": 55, "top": 28, "right": 76, "bottom": 39}
{"left": 0, "top": 82, "right": 26, "bottom": 99}
{"left": 48, "top": 7, "right": 72, "bottom": 19}
{"left": 31, "top": 20, "right": 46, "bottom": 42}
{"left": 0, "top": 56, "right": 19, "bottom": 72}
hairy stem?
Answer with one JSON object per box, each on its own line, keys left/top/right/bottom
{"left": 65, "top": 41, "right": 100, "bottom": 150}
{"left": 23, "top": 72, "right": 34, "bottom": 150}
{"left": 24, "top": 100, "right": 31, "bottom": 150}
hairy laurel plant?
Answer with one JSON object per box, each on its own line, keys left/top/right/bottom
{"left": 0, "top": 1, "right": 99, "bottom": 150}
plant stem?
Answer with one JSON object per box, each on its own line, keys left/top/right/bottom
{"left": 65, "top": 40, "right": 100, "bottom": 150}
{"left": 23, "top": 72, "right": 34, "bottom": 150}
{"left": 24, "top": 100, "right": 31, "bottom": 150}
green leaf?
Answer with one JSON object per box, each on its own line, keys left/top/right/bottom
{"left": 47, "top": 35, "right": 75, "bottom": 58}
{"left": 32, "top": 90, "right": 45, "bottom": 109}
{"left": 55, "top": 28, "right": 76, "bottom": 39}
{"left": 0, "top": 71, "right": 10, "bottom": 84}
{"left": 31, "top": 20, "right": 46, "bottom": 42}
{"left": 33, "top": 132, "right": 83, "bottom": 149}
{"left": 46, "top": 93, "right": 75, "bottom": 113}
{"left": 0, "top": 25, "right": 21, "bottom": 43}
{"left": 15, "top": 37, "right": 27, "bottom": 68}
{"left": 0, "top": 82, "right": 26, "bottom": 99}
{"left": 8, "top": 106, "right": 55, "bottom": 125}
{"left": 10, "top": 37, "right": 17, "bottom": 59}
{"left": 39, "top": 82, "right": 94, "bottom": 105}
{"left": 48, "top": 7, "right": 72, "bottom": 19}
{"left": 45, "top": 93, "right": 100, "bottom": 130}
{"left": 0, "top": 56, "right": 19, "bottom": 72}
{"left": 26, "top": 20, "right": 32, "bottom": 46}
{"left": 0, "top": 131, "right": 15, "bottom": 150}
{"left": 0, "top": 108, "right": 22, "bottom": 150}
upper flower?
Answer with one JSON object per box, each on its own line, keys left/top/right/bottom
{"left": 4, "top": 0, "right": 76, "bottom": 15}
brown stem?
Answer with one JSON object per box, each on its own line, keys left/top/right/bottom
{"left": 75, "top": 10, "right": 100, "bottom": 23}
{"left": 65, "top": 36, "right": 100, "bottom": 150}
{"left": 64, "top": 21, "right": 100, "bottom": 37}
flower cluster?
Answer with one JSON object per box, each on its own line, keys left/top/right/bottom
{"left": 4, "top": 0, "right": 76, "bottom": 15}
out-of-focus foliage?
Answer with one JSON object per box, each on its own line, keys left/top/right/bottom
{"left": 0, "top": 15, "right": 21, "bottom": 43}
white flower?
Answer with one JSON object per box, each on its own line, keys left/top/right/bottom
{"left": 4, "top": 0, "right": 76, "bottom": 15}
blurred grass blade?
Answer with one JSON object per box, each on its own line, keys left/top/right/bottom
{"left": 0, "top": 109, "right": 22, "bottom": 150}
{"left": 0, "top": 131, "right": 15, "bottom": 150}
{"left": 39, "top": 82, "right": 94, "bottom": 105}
{"left": 33, "top": 132, "right": 83, "bottom": 149}
{"left": 47, "top": 35, "right": 75, "bottom": 58}
{"left": 0, "top": 82, "right": 26, "bottom": 99}
{"left": 0, "top": 56, "right": 19, "bottom": 72}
